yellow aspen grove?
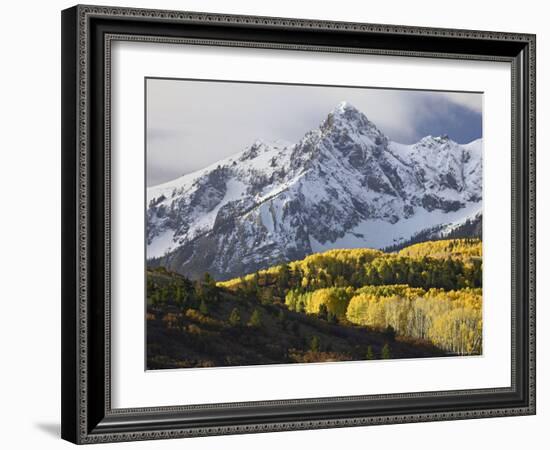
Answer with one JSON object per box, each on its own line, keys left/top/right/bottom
{"left": 217, "top": 239, "right": 483, "bottom": 356}
{"left": 345, "top": 287, "right": 482, "bottom": 355}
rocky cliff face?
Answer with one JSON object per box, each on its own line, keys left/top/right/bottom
{"left": 147, "top": 102, "right": 482, "bottom": 280}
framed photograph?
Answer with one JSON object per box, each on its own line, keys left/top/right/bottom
{"left": 61, "top": 5, "right": 536, "bottom": 444}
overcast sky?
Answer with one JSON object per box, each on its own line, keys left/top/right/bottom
{"left": 146, "top": 78, "right": 482, "bottom": 187}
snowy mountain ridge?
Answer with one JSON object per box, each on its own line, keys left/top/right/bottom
{"left": 147, "top": 101, "right": 482, "bottom": 280}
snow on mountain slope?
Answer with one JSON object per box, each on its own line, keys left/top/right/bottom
{"left": 146, "top": 101, "right": 483, "bottom": 280}
{"left": 309, "top": 202, "right": 482, "bottom": 253}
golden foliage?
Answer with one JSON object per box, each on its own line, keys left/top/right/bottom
{"left": 185, "top": 308, "right": 220, "bottom": 326}
{"left": 397, "top": 238, "right": 482, "bottom": 261}
{"left": 306, "top": 287, "right": 355, "bottom": 317}
{"left": 162, "top": 312, "right": 179, "bottom": 329}
{"left": 218, "top": 248, "right": 382, "bottom": 290}
{"left": 346, "top": 286, "right": 482, "bottom": 355}
{"left": 219, "top": 240, "right": 481, "bottom": 293}
{"left": 217, "top": 240, "right": 483, "bottom": 356}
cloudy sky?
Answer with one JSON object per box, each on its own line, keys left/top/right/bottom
{"left": 146, "top": 78, "right": 482, "bottom": 187}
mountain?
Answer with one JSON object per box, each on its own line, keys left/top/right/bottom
{"left": 147, "top": 101, "right": 482, "bottom": 280}
{"left": 383, "top": 210, "right": 482, "bottom": 252}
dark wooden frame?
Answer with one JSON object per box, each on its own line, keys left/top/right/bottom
{"left": 61, "top": 4, "right": 536, "bottom": 444}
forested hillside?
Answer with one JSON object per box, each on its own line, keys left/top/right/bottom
{"left": 147, "top": 239, "right": 482, "bottom": 369}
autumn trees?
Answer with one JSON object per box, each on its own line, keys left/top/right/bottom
{"left": 346, "top": 286, "right": 482, "bottom": 355}
{"left": 149, "top": 239, "right": 483, "bottom": 360}
{"left": 295, "top": 284, "right": 483, "bottom": 356}
{"left": 220, "top": 239, "right": 482, "bottom": 295}
{"left": 285, "top": 287, "right": 354, "bottom": 319}
{"left": 219, "top": 239, "right": 483, "bottom": 356}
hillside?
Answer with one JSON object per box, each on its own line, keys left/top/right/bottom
{"left": 219, "top": 238, "right": 482, "bottom": 293}
{"left": 397, "top": 238, "right": 482, "bottom": 260}
{"left": 147, "top": 268, "right": 444, "bottom": 369}
{"left": 147, "top": 239, "right": 482, "bottom": 369}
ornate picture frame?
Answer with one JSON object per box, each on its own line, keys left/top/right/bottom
{"left": 61, "top": 5, "right": 535, "bottom": 444}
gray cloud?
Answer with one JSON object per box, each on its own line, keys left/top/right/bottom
{"left": 146, "top": 78, "right": 482, "bottom": 186}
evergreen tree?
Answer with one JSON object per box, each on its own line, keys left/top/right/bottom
{"left": 248, "top": 309, "right": 262, "bottom": 327}
{"left": 195, "top": 280, "right": 205, "bottom": 303}
{"left": 381, "top": 343, "right": 391, "bottom": 359}
{"left": 174, "top": 285, "right": 189, "bottom": 309}
{"left": 228, "top": 307, "right": 241, "bottom": 326}
{"left": 203, "top": 272, "right": 215, "bottom": 286}
{"left": 202, "top": 272, "right": 219, "bottom": 301}
{"left": 318, "top": 303, "right": 328, "bottom": 320}
{"left": 366, "top": 345, "right": 375, "bottom": 360}
{"left": 278, "top": 263, "right": 291, "bottom": 291}
{"left": 159, "top": 286, "right": 168, "bottom": 306}
{"left": 310, "top": 335, "right": 320, "bottom": 353}
{"left": 199, "top": 298, "right": 208, "bottom": 315}
{"left": 384, "top": 325, "right": 396, "bottom": 342}
{"left": 151, "top": 291, "right": 160, "bottom": 308}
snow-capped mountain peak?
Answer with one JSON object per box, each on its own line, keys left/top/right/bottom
{"left": 320, "top": 101, "right": 386, "bottom": 144}
{"left": 147, "top": 102, "right": 482, "bottom": 280}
